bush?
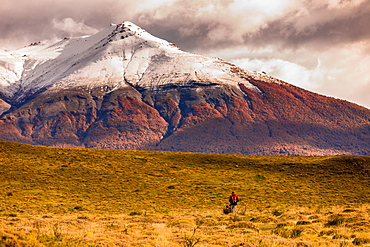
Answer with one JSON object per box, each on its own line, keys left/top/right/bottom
{"left": 296, "top": 242, "right": 311, "bottom": 247}
{"left": 167, "top": 220, "right": 195, "bottom": 227}
{"left": 332, "top": 233, "right": 349, "bottom": 239}
{"left": 129, "top": 211, "right": 142, "bottom": 216}
{"left": 342, "top": 209, "right": 356, "bottom": 213}
{"left": 77, "top": 216, "right": 89, "bottom": 220}
{"left": 182, "top": 228, "right": 201, "bottom": 247}
{"left": 319, "top": 230, "right": 337, "bottom": 237}
{"left": 291, "top": 227, "right": 304, "bottom": 238}
{"left": 272, "top": 226, "right": 304, "bottom": 238}
{"left": 272, "top": 208, "right": 285, "bottom": 216}
{"left": 250, "top": 216, "right": 276, "bottom": 223}
{"left": 353, "top": 237, "right": 370, "bottom": 245}
{"left": 296, "top": 221, "right": 311, "bottom": 225}
{"left": 159, "top": 208, "right": 170, "bottom": 213}
{"left": 0, "top": 230, "right": 40, "bottom": 246}
{"left": 325, "top": 215, "right": 345, "bottom": 226}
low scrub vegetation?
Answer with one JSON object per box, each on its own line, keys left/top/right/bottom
{"left": 0, "top": 140, "right": 369, "bottom": 246}
{"left": 1, "top": 205, "right": 370, "bottom": 246}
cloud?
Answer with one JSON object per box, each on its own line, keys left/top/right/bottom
{"left": 244, "top": 0, "right": 370, "bottom": 50}
{"left": 132, "top": 0, "right": 370, "bottom": 54}
{"left": 0, "top": 0, "right": 130, "bottom": 48}
{"left": 1, "top": 0, "right": 368, "bottom": 52}
{"left": 232, "top": 57, "right": 324, "bottom": 90}
{"left": 134, "top": 0, "right": 299, "bottom": 51}
{"left": 231, "top": 41, "right": 370, "bottom": 108}
{"left": 52, "top": 18, "right": 98, "bottom": 37}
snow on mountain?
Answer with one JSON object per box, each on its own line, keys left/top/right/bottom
{"left": 0, "top": 21, "right": 262, "bottom": 104}
{"left": 0, "top": 22, "right": 369, "bottom": 156}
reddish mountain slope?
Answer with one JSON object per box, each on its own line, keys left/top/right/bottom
{"left": 0, "top": 76, "right": 368, "bottom": 155}
{"left": 0, "top": 22, "right": 369, "bottom": 155}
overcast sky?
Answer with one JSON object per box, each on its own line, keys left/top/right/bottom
{"left": 1, "top": 0, "right": 369, "bottom": 108}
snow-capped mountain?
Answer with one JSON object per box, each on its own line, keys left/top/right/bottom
{"left": 0, "top": 21, "right": 369, "bottom": 155}
{"left": 0, "top": 21, "right": 261, "bottom": 105}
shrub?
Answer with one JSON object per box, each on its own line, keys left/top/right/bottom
{"left": 182, "top": 228, "right": 201, "bottom": 247}
{"left": 277, "top": 223, "right": 288, "bottom": 228}
{"left": 353, "top": 237, "right": 370, "bottom": 245}
{"left": 129, "top": 211, "right": 142, "bottom": 216}
{"left": 296, "top": 221, "right": 311, "bottom": 225}
{"left": 319, "top": 230, "right": 337, "bottom": 237}
{"left": 332, "top": 233, "right": 349, "bottom": 239}
{"left": 250, "top": 216, "right": 276, "bottom": 223}
{"left": 296, "top": 242, "right": 311, "bottom": 247}
{"left": 52, "top": 224, "right": 63, "bottom": 242}
{"left": 308, "top": 214, "right": 319, "bottom": 219}
{"left": 77, "top": 216, "right": 89, "bottom": 220}
{"left": 272, "top": 208, "right": 285, "bottom": 216}
{"left": 159, "top": 208, "right": 170, "bottom": 213}
{"left": 167, "top": 220, "right": 196, "bottom": 227}
{"left": 325, "top": 215, "right": 345, "bottom": 226}
{"left": 0, "top": 230, "right": 40, "bottom": 246}
{"left": 195, "top": 218, "right": 223, "bottom": 227}
{"left": 342, "top": 209, "right": 356, "bottom": 213}
{"left": 36, "top": 224, "right": 63, "bottom": 245}
{"left": 291, "top": 227, "right": 304, "bottom": 238}
{"left": 272, "top": 226, "right": 304, "bottom": 238}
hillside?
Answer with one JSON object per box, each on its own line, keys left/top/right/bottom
{"left": 1, "top": 140, "right": 370, "bottom": 246}
{"left": 0, "top": 22, "right": 369, "bottom": 156}
{"left": 1, "top": 140, "right": 369, "bottom": 214}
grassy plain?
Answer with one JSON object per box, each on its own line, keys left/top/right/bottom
{"left": 0, "top": 140, "right": 369, "bottom": 246}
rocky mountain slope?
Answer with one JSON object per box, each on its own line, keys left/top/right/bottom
{"left": 0, "top": 21, "right": 369, "bottom": 155}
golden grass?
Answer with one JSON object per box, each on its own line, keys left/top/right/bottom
{"left": 0, "top": 140, "right": 369, "bottom": 246}
{"left": 1, "top": 205, "right": 370, "bottom": 246}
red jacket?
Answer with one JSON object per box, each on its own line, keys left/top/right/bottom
{"left": 229, "top": 193, "right": 239, "bottom": 205}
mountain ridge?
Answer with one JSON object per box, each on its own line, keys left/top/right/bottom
{"left": 0, "top": 21, "right": 265, "bottom": 106}
{"left": 0, "top": 21, "right": 369, "bottom": 155}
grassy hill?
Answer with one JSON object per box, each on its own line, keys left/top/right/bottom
{"left": 0, "top": 140, "right": 369, "bottom": 246}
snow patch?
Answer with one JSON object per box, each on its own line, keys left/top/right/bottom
{"left": 0, "top": 21, "right": 264, "bottom": 103}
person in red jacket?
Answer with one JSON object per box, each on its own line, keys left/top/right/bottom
{"left": 228, "top": 192, "right": 239, "bottom": 214}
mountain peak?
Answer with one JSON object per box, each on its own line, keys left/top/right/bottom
{"left": 120, "top": 21, "right": 144, "bottom": 32}
{"left": 0, "top": 21, "right": 264, "bottom": 104}
{"left": 109, "top": 21, "right": 146, "bottom": 37}
{"left": 0, "top": 23, "right": 369, "bottom": 156}
{"left": 112, "top": 21, "right": 175, "bottom": 49}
